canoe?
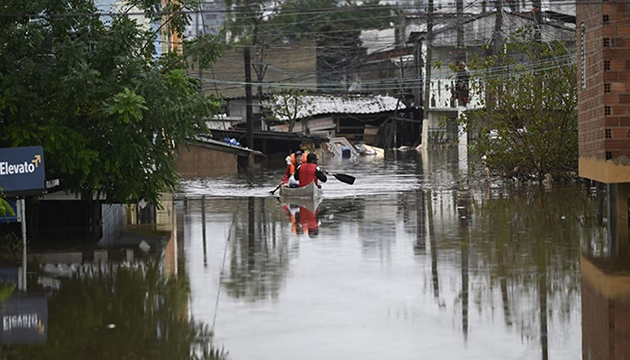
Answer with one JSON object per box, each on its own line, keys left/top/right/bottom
{"left": 279, "top": 181, "right": 323, "bottom": 199}
{"left": 281, "top": 196, "right": 323, "bottom": 214}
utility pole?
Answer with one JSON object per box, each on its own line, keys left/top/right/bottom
{"left": 421, "top": 0, "right": 433, "bottom": 146}
{"left": 533, "top": 0, "right": 542, "bottom": 44}
{"left": 244, "top": 46, "right": 254, "bottom": 150}
{"left": 456, "top": 0, "right": 464, "bottom": 64}
{"left": 493, "top": 0, "right": 503, "bottom": 56}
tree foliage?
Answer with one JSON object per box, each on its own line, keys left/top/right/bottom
{"left": 266, "top": 88, "right": 313, "bottom": 132}
{"left": 461, "top": 29, "right": 577, "bottom": 180}
{"left": 0, "top": 193, "right": 14, "bottom": 218}
{"left": 0, "top": 0, "right": 223, "bottom": 204}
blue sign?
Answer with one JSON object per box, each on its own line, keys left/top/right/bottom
{"left": 0, "top": 146, "right": 45, "bottom": 193}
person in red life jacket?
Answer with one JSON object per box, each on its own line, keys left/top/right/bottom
{"left": 281, "top": 150, "right": 307, "bottom": 187}
{"left": 294, "top": 153, "right": 327, "bottom": 188}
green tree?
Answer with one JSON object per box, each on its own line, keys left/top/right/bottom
{"left": 266, "top": 88, "right": 313, "bottom": 132}
{"left": 461, "top": 29, "right": 577, "bottom": 180}
{"left": 0, "top": 194, "right": 14, "bottom": 218}
{"left": 0, "top": 0, "right": 223, "bottom": 204}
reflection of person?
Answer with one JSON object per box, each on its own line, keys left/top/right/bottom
{"left": 294, "top": 153, "right": 327, "bottom": 188}
{"left": 281, "top": 200, "right": 321, "bottom": 237}
{"left": 299, "top": 206, "right": 319, "bottom": 237}
{"left": 281, "top": 150, "right": 306, "bottom": 188}
{"left": 282, "top": 203, "right": 300, "bottom": 234}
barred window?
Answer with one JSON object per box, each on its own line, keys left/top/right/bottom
{"left": 606, "top": 129, "right": 612, "bottom": 138}
{"left": 581, "top": 23, "right": 586, "bottom": 90}
{"left": 605, "top": 106, "right": 612, "bottom": 116}
{"left": 605, "top": 60, "right": 611, "bottom": 71}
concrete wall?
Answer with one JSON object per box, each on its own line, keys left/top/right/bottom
{"left": 101, "top": 203, "right": 126, "bottom": 245}
{"left": 175, "top": 143, "right": 238, "bottom": 178}
{"left": 200, "top": 41, "right": 318, "bottom": 98}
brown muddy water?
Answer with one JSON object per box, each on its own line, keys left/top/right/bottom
{"left": 1, "top": 149, "right": 623, "bottom": 360}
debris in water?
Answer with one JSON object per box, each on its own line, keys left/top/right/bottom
{"left": 139, "top": 240, "right": 151, "bottom": 252}
{"left": 107, "top": 324, "right": 116, "bottom": 329}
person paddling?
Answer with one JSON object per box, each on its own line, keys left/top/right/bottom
{"left": 294, "top": 153, "right": 327, "bottom": 188}
{"left": 281, "top": 150, "right": 306, "bottom": 188}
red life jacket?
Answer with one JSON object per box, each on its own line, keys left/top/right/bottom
{"left": 298, "top": 163, "right": 318, "bottom": 187}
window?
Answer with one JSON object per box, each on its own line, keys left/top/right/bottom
{"left": 606, "top": 151, "right": 613, "bottom": 160}
{"left": 605, "top": 83, "right": 611, "bottom": 93}
{"left": 604, "top": 14, "right": 610, "bottom": 25}
{"left": 581, "top": 23, "right": 586, "bottom": 90}
{"left": 606, "top": 129, "right": 612, "bottom": 138}
{"left": 605, "top": 106, "right": 612, "bottom": 116}
{"left": 605, "top": 60, "right": 611, "bottom": 71}
{"left": 604, "top": 38, "right": 611, "bottom": 47}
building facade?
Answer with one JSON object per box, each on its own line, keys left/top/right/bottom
{"left": 577, "top": 1, "right": 630, "bottom": 184}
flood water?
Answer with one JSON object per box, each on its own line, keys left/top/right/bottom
{"left": 1, "top": 148, "right": 625, "bottom": 359}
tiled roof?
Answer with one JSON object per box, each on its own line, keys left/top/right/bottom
{"left": 266, "top": 94, "right": 405, "bottom": 120}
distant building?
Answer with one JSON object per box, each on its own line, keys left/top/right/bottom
{"left": 184, "top": 0, "right": 226, "bottom": 38}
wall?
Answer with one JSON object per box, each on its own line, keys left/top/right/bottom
{"left": 578, "top": 2, "right": 630, "bottom": 183}
{"left": 101, "top": 204, "right": 126, "bottom": 244}
{"left": 175, "top": 144, "right": 237, "bottom": 177}
{"left": 200, "top": 41, "right": 318, "bottom": 99}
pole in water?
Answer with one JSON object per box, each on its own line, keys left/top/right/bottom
{"left": 20, "top": 198, "right": 27, "bottom": 292}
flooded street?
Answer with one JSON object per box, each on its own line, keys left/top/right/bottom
{"left": 177, "top": 149, "right": 603, "bottom": 360}
{"left": 0, "top": 149, "right": 616, "bottom": 359}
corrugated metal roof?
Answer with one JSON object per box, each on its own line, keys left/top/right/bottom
{"left": 266, "top": 94, "right": 406, "bottom": 121}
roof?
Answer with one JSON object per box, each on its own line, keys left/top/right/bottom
{"left": 265, "top": 94, "right": 406, "bottom": 121}
{"left": 203, "top": 130, "right": 329, "bottom": 144}
{"left": 189, "top": 138, "right": 264, "bottom": 158}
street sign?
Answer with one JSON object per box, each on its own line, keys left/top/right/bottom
{"left": 0, "top": 146, "right": 45, "bottom": 193}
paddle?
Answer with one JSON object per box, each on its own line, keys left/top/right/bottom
{"left": 270, "top": 184, "right": 282, "bottom": 194}
{"left": 326, "top": 171, "right": 355, "bottom": 185}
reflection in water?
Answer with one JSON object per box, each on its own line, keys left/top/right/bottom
{"left": 427, "top": 189, "right": 440, "bottom": 300}
{"left": 581, "top": 186, "right": 630, "bottom": 360}
{"left": 171, "top": 152, "right": 610, "bottom": 359}
{"left": 0, "top": 262, "right": 224, "bottom": 359}
{"left": 221, "top": 197, "right": 296, "bottom": 301}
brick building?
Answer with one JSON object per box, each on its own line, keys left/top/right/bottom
{"left": 578, "top": 1, "right": 630, "bottom": 182}
{"left": 578, "top": 1, "right": 630, "bottom": 234}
